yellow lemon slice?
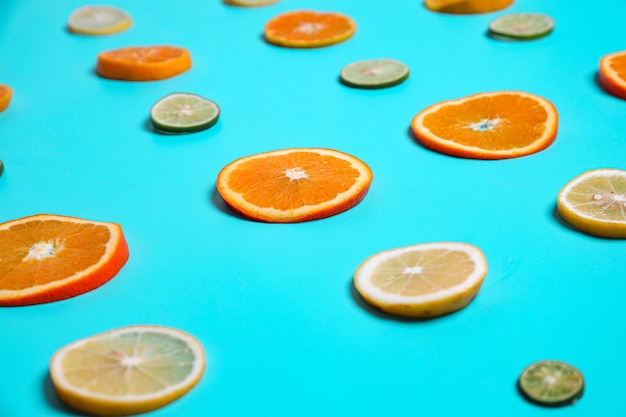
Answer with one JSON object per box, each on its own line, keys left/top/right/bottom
{"left": 68, "top": 6, "right": 132, "bottom": 35}
{"left": 354, "top": 242, "right": 487, "bottom": 318}
{"left": 49, "top": 325, "right": 205, "bottom": 416}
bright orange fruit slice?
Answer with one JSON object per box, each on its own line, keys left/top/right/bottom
{"left": 425, "top": 0, "right": 513, "bottom": 14}
{"left": 411, "top": 91, "right": 558, "bottom": 159}
{"left": 264, "top": 10, "right": 356, "bottom": 48}
{"left": 216, "top": 148, "right": 373, "bottom": 223}
{"left": 598, "top": 50, "right": 626, "bottom": 100}
{"left": 0, "top": 84, "right": 12, "bottom": 112}
{"left": 96, "top": 46, "right": 192, "bottom": 81}
{"left": 0, "top": 214, "right": 129, "bottom": 306}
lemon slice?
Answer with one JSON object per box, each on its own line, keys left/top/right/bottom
{"left": 557, "top": 168, "right": 626, "bottom": 238}
{"left": 518, "top": 360, "right": 584, "bottom": 406}
{"left": 340, "top": 58, "right": 409, "bottom": 89}
{"left": 354, "top": 242, "right": 487, "bottom": 318}
{"left": 49, "top": 325, "right": 206, "bottom": 416}
{"left": 224, "top": 0, "right": 280, "bottom": 6}
{"left": 67, "top": 6, "right": 132, "bottom": 35}
{"left": 489, "top": 13, "right": 554, "bottom": 40}
{"left": 150, "top": 93, "right": 220, "bottom": 133}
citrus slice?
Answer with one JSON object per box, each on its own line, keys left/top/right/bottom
{"left": 0, "top": 214, "right": 129, "bottom": 306}
{"left": 224, "top": 0, "right": 279, "bottom": 6}
{"left": 557, "top": 168, "right": 626, "bottom": 238}
{"left": 340, "top": 58, "right": 409, "bottom": 89}
{"left": 150, "top": 93, "right": 220, "bottom": 133}
{"left": 489, "top": 13, "right": 554, "bottom": 40}
{"left": 353, "top": 242, "right": 488, "bottom": 318}
{"left": 411, "top": 90, "right": 558, "bottom": 159}
{"left": 96, "top": 46, "right": 192, "bottom": 81}
{"left": 67, "top": 5, "right": 132, "bottom": 35}
{"left": 518, "top": 360, "right": 584, "bottom": 406}
{"left": 50, "top": 325, "right": 205, "bottom": 416}
{"left": 425, "top": 0, "right": 513, "bottom": 14}
{"left": 598, "top": 50, "right": 626, "bottom": 100}
{"left": 216, "top": 148, "right": 373, "bottom": 223}
{"left": 0, "top": 84, "right": 12, "bottom": 112}
{"left": 264, "top": 10, "right": 356, "bottom": 48}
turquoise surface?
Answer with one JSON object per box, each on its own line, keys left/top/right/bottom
{"left": 2, "top": 0, "right": 626, "bottom": 415}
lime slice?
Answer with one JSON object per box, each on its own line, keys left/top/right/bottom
{"left": 150, "top": 93, "right": 220, "bottom": 133}
{"left": 488, "top": 13, "right": 554, "bottom": 40}
{"left": 67, "top": 6, "right": 132, "bottom": 35}
{"left": 518, "top": 360, "right": 584, "bottom": 406}
{"left": 340, "top": 59, "right": 409, "bottom": 89}
{"left": 224, "top": 0, "right": 280, "bottom": 6}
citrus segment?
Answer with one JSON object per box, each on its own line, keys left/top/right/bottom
{"left": 340, "top": 59, "right": 409, "bottom": 89}
{"left": 557, "top": 168, "right": 626, "bottom": 238}
{"left": 150, "top": 93, "right": 220, "bottom": 133}
{"left": 0, "top": 84, "right": 12, "bottom": 112}
{"left": 264, "top": 10, "right": 356, "bottom": 48}
{"left": 354, "top": 242, "right": 487, "bottom": 318}
{"left": 96, "top": 46, "right": 192, "bottom": 81}
{"left": 411, "top": 91, "right": 558, "bottom": 159}
{"left": 216, "top": 148, "right": 373, "bottom": 223}
{"left": 67, "top": 5, "right": 132, "bottom": 35}
{"left": 425, "top": 0, "right": 513, "bottom": 14}
{"left": 518, "top": 360, "right": 584, "bottom": 406}
{"left": 599, "top": 50, "right": 626, "bottom": 100}
{"left": 488, "top": 13, "right": 554, "bottom": 40}
{"left": 0, "top": 214, "right": 129, "bottom": 306}
{"left": 224, "top": 0, "right": 279, "bottom": 6}
{"left": 50, "top": 325, "right": 205, "bottom": 416}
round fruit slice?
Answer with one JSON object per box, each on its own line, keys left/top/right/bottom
{"left": 224, "top": 0, "right": 279, "bottom": 6}
{"left": 0, "top": 214, "right": 129, "bottom": 306}
{"left": 340, "top": 58, "right": 409, "bottom": 89}
{"left": 264, "top": 10, "right": 356, "bottom": 48}
{"left": 50, "top": 325, "right": 205, "bottom": 416}
{"left": 557, "top": 168, "right": 626, "bottom": 238}
{"left": 216, "top": 148, "right": 373, "bottom": 223}
{"left": 354, "top": 242, "right": 487, "bottom": 318}
{"left": 425, "top": 0, "right": 513, "bottom": 14}
{"left": 489, "top": 13, "right": 554, "bottom": 40}
{"left": 411, "top": 91, "right": 558, "bottom": 159}
{"left": 599, "top": 50, "right": 626, "bottom": 100}
{"left": 0, "top": 84, "right": 12, "bottom": 112}
{"left": 518, "top": 360, "right": 584, "bottom": 406}
{"left": 96, "top": 46, "right": 192, "bottom": 81}
{"left": 67, "top": 5, "right": 132, "bottom": 35}
{"left": 150, "top": 93, "right": 220, "bottom": 133}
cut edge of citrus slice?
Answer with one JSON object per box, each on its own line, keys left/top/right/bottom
{"left": 518, "top": 360, "right": 584, "bottom": 407}
{"left": 425, "top": 0, "right": 514, "bottom": 14}
{"left": 340, "top": 58, "right": 410, "bottom": 89}
{"left": 96, "top": 46, "right": 192, "bottom": 82}
{"left": 598, "top": 51, "right": 626, "bottom": 100}
{"left": 150, "top": 92, "right": 220, "bottom": 133}
{"left": 67, "top": 6, "right": 132, "bottom": 36}
{"left": 488, "top": 13, "right": 555, "bottom": 40}
{"left": 224, "top": 0, "right": 280, "bottom": 6}
{"left": 0, "top": 84, "right": 13, "bottom": 112}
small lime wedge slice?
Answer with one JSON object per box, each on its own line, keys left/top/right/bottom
{"left": 224, "top": 0, "right": 279, "bottom": 6}
{"left": 340, "top": 59, "right": 409, "bottom": 89}
{"left": 488, "top": 13, "right": 554, "bottom": 40}
{"left": 518, "top": 360, "right": 584, "bottom": 406}
{"left": 67, "top": 6, "right": 132, "bottom": 35}
{"left": 150, "top": 93, "right": 220, "bottom": 133}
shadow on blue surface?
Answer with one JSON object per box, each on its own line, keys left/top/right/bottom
{"left": 43, "top": 373, "right": 84, "bottom": 416}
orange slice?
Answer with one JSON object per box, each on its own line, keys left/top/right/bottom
{"left": 598, "top": 50, "right": 626, "bottom": 100}
{"left": 0, "top": 214, "right": 129, "bottom": 306}
{"left": 96, "top": 46, "right": 192, "bottom": 81}
{"left": 216, "top": 148, "right": 373, "bottom": 223}
{"left": 411, "top": 91, "right": 558, "bottom": 159}
{"left": 0, "top": 84, "right": 12, "bottom": 112}
{"left": 425, "top": 0, "right": 513, "bottom": 14}
{"left": 264, "top": 10, "right": 356, "bottom": 48}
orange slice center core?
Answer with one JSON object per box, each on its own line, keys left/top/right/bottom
{"left": 24, "top": 239, "right": 65, "bottom": 261}
{"left": 296, "top": 22, "right": 325, "bottom": 34}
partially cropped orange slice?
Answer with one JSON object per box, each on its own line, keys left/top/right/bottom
{"left": 216, "top": 148, "right": 373, "bottom": 222}
{"left": 599, "top": 50, "right": 626, "bottom": 100}
{"left": 96, "top": 46, "right": 192, "bottom": 81}
{"left": 264, "top": 10, "right": 356, "bottom": 48}
{"left": 411, "top": 91, "right": 558, "bottom": 159}
{"left": 425, "top": 0, "right": 513, "bottom": 14}
{"left": 0, "top": 85, "right": 12, "bottom": 112}
{"left": 0, "top": 214, "right": 129, "bottom": 306}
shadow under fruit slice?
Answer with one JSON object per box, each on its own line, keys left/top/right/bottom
{"left": 216, "top": 148, "right": 373, "bottom": 222}
{"left": 0, "top": 214, "right": 129, "bottom": 306}
{"left": 96, "top": 46, "right": 192, "bottom": 81}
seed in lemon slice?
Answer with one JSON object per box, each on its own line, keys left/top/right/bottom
{"left": 67, "top": 6, "right": 132, "bottom": 36}
{"left": 224, "top": 0, "right": 279, "bottom": 6}
{"left": 340, "top": 59, "right": 409, "bottom": 89}
{"left": 150, "top": 93, "right": 220, "bottom": 133}
{"left": 50, "top": 325, "right": 206, "bottom": 416}
{"left": 557, "top": 168, "right": 626, "bottom": 238}
{"left": 489, "top": 13, "right": 554, "bottom": 40}
{"left": 354, "top": 242, "right": 487, "bottom": 318}
{"left": 518, "top": 360, "right": 584, "bottom": 407}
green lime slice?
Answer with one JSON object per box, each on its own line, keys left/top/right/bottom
{"left": 340, "top": 59, "right": 409, "bottom": 89}
{"left": 489, "top": 13, "right": 554, "bottom": 40}
{"left": 518, "top": 360, "right": 584, "bottom": 406}
{"left": 150, "top": 93, "right": 220, "bottom": 133}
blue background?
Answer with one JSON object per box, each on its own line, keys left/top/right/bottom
{"left": 2, "top": 0, "right": 626, "bottom": 415}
